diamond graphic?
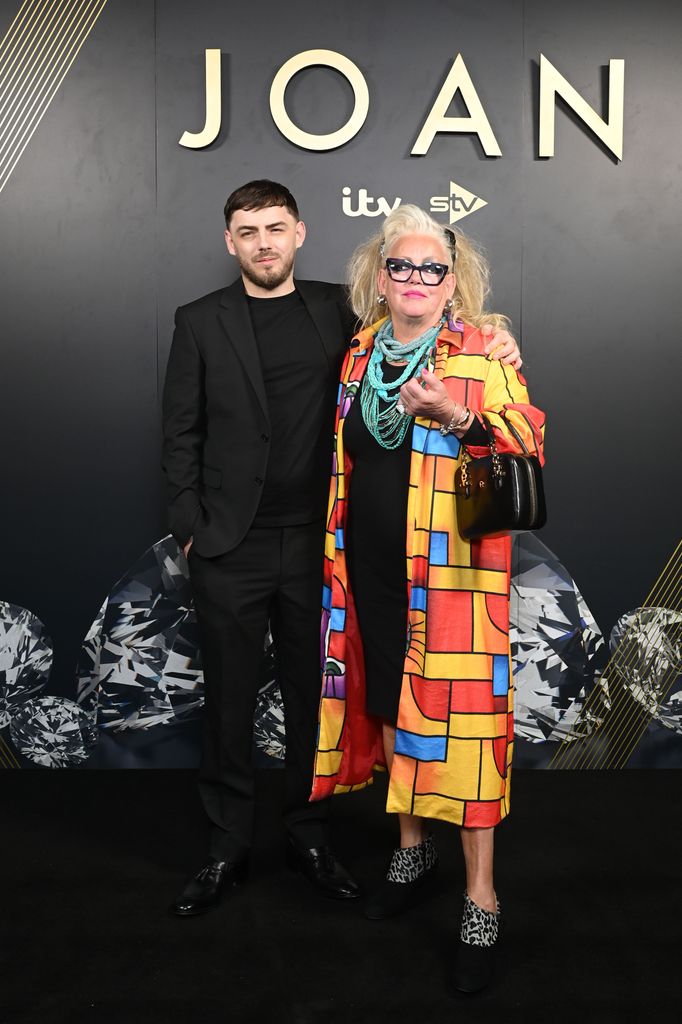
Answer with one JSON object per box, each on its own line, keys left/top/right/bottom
{"left": 73, "top": 532, "right": 606, "bottom": 761}
{"left": 254, "top": 631, "right": 285, "bottom": 761}
{"left": 77, "top": 537, "right": 203, "bottom": 731}
{"left": 9, "top": 696, "right": 98, "bottom": 767}
{"left": 77, "top": 599, "right": 106, "bottom": 714}
{"left": 608, "top": 607, "right": 682, "bottom": 734}
{"left": 0, "top": 602, "right": 52, "bottom": 728}
{"left": 78, "top": 537, "right": 286, "bottom": 759}
{"left": 510, "top": 533, "right": 606, "bottom": 742}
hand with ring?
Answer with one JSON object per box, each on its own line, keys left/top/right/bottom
{"left": 398, "top": 370, "right": 453, "bottom": 425}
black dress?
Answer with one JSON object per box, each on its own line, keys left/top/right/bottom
{"left": 342, "top": 362, "right": 489, "bottom": 723}
{"left": 343, "top": 362, "right": 412, "bottom": 724}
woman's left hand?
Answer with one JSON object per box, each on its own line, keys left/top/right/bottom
{"left": 482, "top": 325, "right": 522, "bottom": 369}
{"left": 399, "top": 370, "right": 454, "bottom": 425}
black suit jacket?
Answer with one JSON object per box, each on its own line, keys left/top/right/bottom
{"left": 161, "top": 278, "right": 355, "bottom": 556}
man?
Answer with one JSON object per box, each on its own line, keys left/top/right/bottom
{"left": 162, "top": 180, "right": 521, "bottom": 916}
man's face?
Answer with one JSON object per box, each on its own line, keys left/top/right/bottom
{"left": 225, "top": 205, "right": 306, "bottom": 295}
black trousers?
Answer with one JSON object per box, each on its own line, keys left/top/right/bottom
{"left": 188, "top": 520, "right": 329, "bottom": 862}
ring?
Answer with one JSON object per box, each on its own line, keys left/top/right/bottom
{"left": 396, "top": 402, "right": 406, "bottom": 415}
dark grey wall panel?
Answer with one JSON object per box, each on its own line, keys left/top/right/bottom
{"left": 155, "top": 0, "right": 525, "bottom": 376}
{"left": 0, "top": 0, "right": 159, "bottom": 690}
{"left": 1, "top": 0, "right": 680, "bottom": 749}
{"left": 521, "top": 0, "right": 682, "bottom": 633}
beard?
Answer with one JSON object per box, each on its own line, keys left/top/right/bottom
{"left": 238, "top": 249, "right": 296, "bottom": 291}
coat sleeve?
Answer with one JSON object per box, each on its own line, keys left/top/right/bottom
{"left": 465, "top": 359, "right": 546, "bottom": 465}
{"left": 339, "top": 285, "right": 359, "bottom": 340}
{"left": 161, "top": 307, "right": 206, "bottom": 546}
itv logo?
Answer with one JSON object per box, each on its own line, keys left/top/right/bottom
{"left": 340, "top": 180, "right": 487, "bottom": 225}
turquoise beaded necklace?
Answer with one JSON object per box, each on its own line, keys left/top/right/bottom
{"left": 359, "top": 316, "right": 445, "bottom": 449}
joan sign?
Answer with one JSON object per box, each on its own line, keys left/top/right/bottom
{"left": 179, "top": 49, "right": 625, "bottom": 161}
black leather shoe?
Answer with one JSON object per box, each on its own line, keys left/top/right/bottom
{"left": 286, "top": 840, "right": 360, "bottom": 900}
{"left": 172, "top": 858, "right": 248, "bottom": 917}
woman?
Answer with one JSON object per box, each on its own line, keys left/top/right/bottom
{"left": 311, "top": 205, "right": 545, "bottom": 992}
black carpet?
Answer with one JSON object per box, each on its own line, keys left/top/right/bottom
{"left": 3, "top": 768, "right": 680, "bottom": 1024}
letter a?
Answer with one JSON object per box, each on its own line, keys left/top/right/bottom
{"left": 179, "top": 49, "right": 222, "bottom": 149}
{"left": 411, "top": 54, "right": 502, "bottom": 157}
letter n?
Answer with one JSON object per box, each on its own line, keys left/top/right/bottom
{"left": 539, "top": 55, "right": 624, "bottom": 160}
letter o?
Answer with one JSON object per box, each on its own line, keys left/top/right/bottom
{"left": 269, "top": 49, "right": 369, "bottom": 152}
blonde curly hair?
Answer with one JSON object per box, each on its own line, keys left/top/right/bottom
{"left": 347, "top": 204, "right": 510, "bottom": 332}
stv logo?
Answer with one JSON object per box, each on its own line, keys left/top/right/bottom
{"left": 429, "top": 180, "right": 487, "bottom": 224}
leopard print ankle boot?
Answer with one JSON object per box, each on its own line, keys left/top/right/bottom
{"left": 453, "top": 891, "right": 501, "bottom": 993}
{"left": 364, "top": 834, "right": 439, "bottom": 921}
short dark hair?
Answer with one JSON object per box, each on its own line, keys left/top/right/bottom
{"left": 224, "top": 179, "right": 299, "bottom": 227}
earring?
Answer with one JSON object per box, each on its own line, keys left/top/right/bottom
{"left": 444, "top": 297, "right": 458, "bottom": 331}
{"left": 376, "top": 294, "right": 387, "bottom": 305}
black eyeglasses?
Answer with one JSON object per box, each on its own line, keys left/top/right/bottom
{"left": 385, "top": 258, "right": 449, "bottom": 286}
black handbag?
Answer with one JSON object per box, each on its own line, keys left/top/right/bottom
{"left": 454, "top": 414, "right": 546, "bottom": 539}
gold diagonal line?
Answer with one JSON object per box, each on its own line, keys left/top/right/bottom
{"left": 0, "top": 0, "right": 106, "bottom": 189}
{"left": 600, "top": 606, "right": 682, "bottom": 768}
{"left": 0, "top": 732, "right": 21, "bottom": 768}
{"left": 607, "top": 625, "right": 682, "bottom": 769}
{"left": 0, "top": 0, "right": 99, "bottom": 148}
{"left": 0, "top": 0, "right": 105, "bottom": 179}
{"left": 0, "top": 2, "right": 102, "bottom": 183}
{"left": 0, "top": 0, "right": 74, "bottom": 130}
{"left": 0, "top": 0, "right": 87, "bottom": 141}
{"left": 0, "top": 0, "right": 59, "bottom": 96}
{"left": 0, "top": 0, "right": 38, "bottom": 72}
{"left": 0, "top": 0, "right": 41, "bottom": 68}
{"left": 550, "top": 542, "right": 682, "bottom": 769}
{"left": 3, "top": 733, "right": 22, "bottom": 768}
{"left": 613, "top": 665, "right": 682, "bottom": 770}
{"left": 606, "top": 653, "right": 682, "bottom": 770}
{"left": 0, "top": 3, "right": 89, "bottom": 170}
{"left": 594, "top": 688, "right": 647, "bottom": 769}
{"left": 557, "top": 549, "right": 682, "bottom": 767}
{"left": 548, "top": 547, "right": 677, "bottom": 769}
{"left": 640, "top": 542, "right": 682, "bottom": 606}
{"left": 581, "top": 598, "right": 681, "bottom": 769}
{"left": 0, "top": 738, "right": 12, "bottom": 767}
{"left": 552, "top": 660, "right": 625, "bottom": 769}
{"left": 566, "top": 614, "right": 678, "bottom": 770}
{"left": 595, "top": 553, "right": 681, "bottom": 693}
{"left": 0, "top": 0, "right": 70, "bottom": 112}
{"left": 586, "top": 567, "right": 682, "bottom": 768}
{"left": 0, "top": 0, "right": 64, "bottom": 97}
{"left": 555, "top": 668, "right": 622, "bottom": 768}
{"left": 610, "top": 673, "right": 681, "bottom": 770}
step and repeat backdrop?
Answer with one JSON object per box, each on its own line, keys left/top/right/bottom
{"left": 1, "top": 0, "right": 680, "bottom": 770}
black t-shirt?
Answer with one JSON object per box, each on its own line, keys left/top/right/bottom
{"left": 247, "top": 290, "right": 338, "bottom": 526}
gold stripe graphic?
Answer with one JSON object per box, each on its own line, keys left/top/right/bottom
{"left": 0, "top": 2, "right": 73, "bottom": 97}
{"left": 0, "top": 0, "right": 41, "bottom": 65}
{"left": 550, "top": 541, "right": 682, "bottom": 769}
{"left": 569, "top": 547, "right": 682, "bottom": 770}
{"left": 0, "top": 0, "right": 109, "bottom": 195}
{"left": 0, "top": 731, "right": 21, "bottom": 768}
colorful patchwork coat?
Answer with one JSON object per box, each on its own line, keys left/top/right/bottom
{"left": 311, "top": 319, "right": 546, "bottom": 827}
